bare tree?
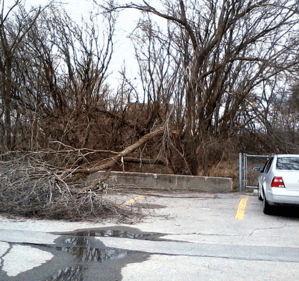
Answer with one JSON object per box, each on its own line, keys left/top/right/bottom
{"left": 0, "top": 0, "right": 42, "bottom": 150}
{"left": 1, "top": 3, "right": 116, "bottom": 150}
{"left": 98, "top": 0, "right": 299, "bottom": 174}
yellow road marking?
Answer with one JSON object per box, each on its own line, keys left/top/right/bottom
{"left": 120, "top": 195, "right": 144, "bottom": 207}
{"left": 235, "top": 197, "right": 248, "bottom": 220}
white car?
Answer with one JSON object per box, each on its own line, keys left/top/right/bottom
{"left": 254, "top": 154, "right": 299, "bottom": 215}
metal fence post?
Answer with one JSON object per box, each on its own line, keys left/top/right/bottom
{"left": 243, "top": 153, "right": 247, "bottom": 191}
{"left": 239, "top": 153, "right": 243, "bottom": 192}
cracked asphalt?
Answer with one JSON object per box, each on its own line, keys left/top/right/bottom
{"left": 1, "top": 192, "right": 299, "bottom": 280}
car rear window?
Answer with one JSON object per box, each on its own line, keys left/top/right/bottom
{"left": 276, "top": 157, "right": 299, "bottom": 170}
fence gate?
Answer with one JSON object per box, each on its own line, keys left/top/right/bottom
{"left": 239, "top": 153, "right": 269, "bottom": 192}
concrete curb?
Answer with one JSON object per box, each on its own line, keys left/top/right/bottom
{"left": 88, "top": 171, "right": 232, "bottom": 193}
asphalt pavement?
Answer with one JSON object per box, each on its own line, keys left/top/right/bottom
{"left": 1, "top": 191, "right": 299, "bottom": 280}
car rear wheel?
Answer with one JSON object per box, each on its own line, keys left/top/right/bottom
{"left": 262, "top": 188, "right": 272, "bottom": 215}
{"left": 258, "top": 185, "right": 263, "bottom": 201}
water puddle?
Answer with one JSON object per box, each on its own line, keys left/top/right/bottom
{"left": 46, "top": 227, "right": 166, "bottom": 280}
{"left": 56, "top": 226, "right": 166, "bottom": 241}
{"left": 0, "top": 227, "right": 166, "bottom": 281}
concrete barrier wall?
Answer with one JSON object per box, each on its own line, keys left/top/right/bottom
{"left": 88, "top": 171, "right": 232, "bottom": 193}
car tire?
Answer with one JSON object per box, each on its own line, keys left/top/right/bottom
{"left": 262, "top": 188, "right": 272, "bottom": 215}
{"left": 258, "top": 185, "right": 263, "bottom": 201}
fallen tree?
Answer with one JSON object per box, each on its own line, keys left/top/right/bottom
{"left": 75, "top": 124, "right": 171, "bottom": 193}
{"left": 0, "top": 123, "right": 173, "bottom": 221}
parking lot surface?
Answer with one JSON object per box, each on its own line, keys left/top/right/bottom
{"left": 1, "top": 192, "right": 299, "bottom": 280}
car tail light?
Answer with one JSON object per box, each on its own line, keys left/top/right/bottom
{"left": 271, "top": 177, "right": 285, "bottom": 188}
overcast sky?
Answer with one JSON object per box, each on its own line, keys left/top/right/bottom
{"left": 17, "top": 0, "right": 156, "bottom": 91}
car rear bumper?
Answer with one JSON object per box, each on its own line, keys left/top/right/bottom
{"left": 266, "top": 188, "right": 299, "bottom": 206}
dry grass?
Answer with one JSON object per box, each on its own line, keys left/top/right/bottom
{"left": 197, "top": 155, "right": 239, "bottom": 189}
